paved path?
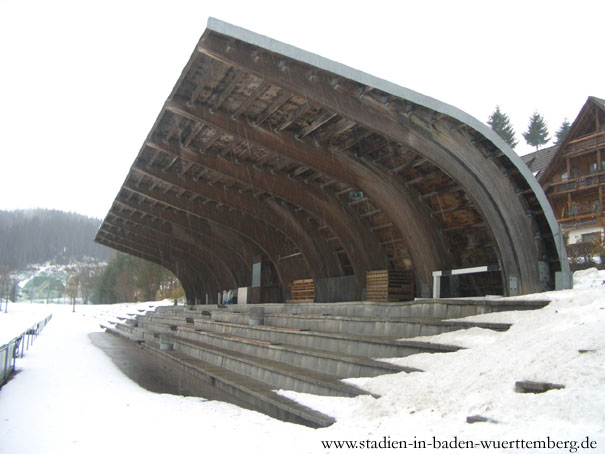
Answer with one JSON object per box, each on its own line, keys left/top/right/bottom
{"left": 89, "top": 331, "right": 256, "bottom": 409}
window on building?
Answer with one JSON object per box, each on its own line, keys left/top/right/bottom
{"left": 572, "top": 167, "right": 579, "bottom": 178}
{"left": 561, "top": 172, "right": 568, "bottom": 181}
{"left": 582, "top": 232, "right": 602, "bottom": 244}
{"left": 591, "top": 200, "right": 600, "bottom": 213}
{"left": 570, "top": 203, "right": 579, "bottom": 217}
{"left": 588, "top": 162, "right": 598, "bottom": 173}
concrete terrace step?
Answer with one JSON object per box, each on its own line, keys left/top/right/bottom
{"left": 103, "top": 327, "right": 335, "bottom": 428}
{"left": 138, "top": 313, "right": 199, "bottom": 329}
{"left": 109, "top": 324, "right": 364, "bottom": 411}
{"left": 173, "top": 326, "right": 417, "bottom": 378}
{"left": 140, "top": 316, "right": 461, "bottom": 359}
{"left": 128, "top": 326, "right": 372, "bottom": 398}
{"left": 156, "top": 298, "right": 550, "bottom": 320}
{"left": 102, "top": 298, "right": 549, "bottom": 427}
{"left": 162, "top": 335, "right": 372, "bottom": 398}
{"left": 144, "top": 305, "right": 513, "bottom": 339}
{"left": 112, "top": 321, "right": 145, "bottom": 341}
{"left": 209, "top": 311, "right": 511, "bottom": 338}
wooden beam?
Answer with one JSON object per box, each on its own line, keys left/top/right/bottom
{"left": 98, "top": 228, "right": 219, "bottom": 297}
{"left": 113, "top": 197, "right": 259, "bottom": 266}
{"left": 232, "top": 81, "right": 269, "bottom": 118}
{"left": 145, "top": 139, "right": 386, "bottom": 284}
{"left": 105, "top": 215, "right": 245, "bottom": 286}
{"left": 336, "top": 129, "right": 373, "bottom": 152}
{"left": 298, "top": 111, "right": 337, "bottom": 138}
{"left": 321, "top": 117, "right": 356, "bottom": 141}
{"left": 370, "top": 223, "right": 393, "bottom": 232}
{"left": 278, "top": 102, "right": 312, "bottom": 131}
{"left": 212, "top": 70, "right": 245, "bottom": 111}
{"left": 163, "top": 100, "right": 447, "bottom": 288}
{"left": 121, "top": 183, "right": 306, "bottom": 289}
{"left": 183, "top": 122, "right": 205, "bottom": 147}
{"left": 132, "top": 164, "right": 342, "bottom": 277}
{"left": 198, "top": 32, "right": 542, "bottom": 292}
{"left": 254, "top": 91, "right": 291, "bottom": 126}
{"left": 407, "top": 170, "right": 444, "bottom": 186}
{"left": 360, "top": 209, "right": 382, "bottom": 218}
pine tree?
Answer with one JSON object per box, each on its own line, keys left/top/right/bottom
{"left": 555, "top": 118, "right": 571, "bottom": 144}
{"left": 487, "top": 106, "right": 518, "bottom": 149}
{"left": 523, "top": 112, "right": 550, "bottom": 151}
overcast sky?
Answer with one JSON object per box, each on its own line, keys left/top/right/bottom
{"left": 1, "top": 0, "right": 603, "bottom": 220}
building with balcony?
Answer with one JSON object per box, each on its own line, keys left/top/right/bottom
{"left": 524, "top": 97, "right": 605, "bottom": 261}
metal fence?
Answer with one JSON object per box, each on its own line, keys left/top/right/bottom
{"left": 0, "top": 314, "right": 52, "bottom": 387}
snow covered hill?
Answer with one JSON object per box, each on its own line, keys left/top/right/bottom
{"left": 10, "top": 259, "right": 105, "bottom": 303}
{"left": 0, "top": 208, "right": 110, "bottom": 270}
{"left": 0, "top": 270, "right": 603, "bottom": 454}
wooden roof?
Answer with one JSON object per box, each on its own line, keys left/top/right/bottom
{"left": 540, "top": 97, "right": 605, "bottom": 185}
{"left": 95, "top": 18, "right": 567, "bottom": 302}
{"left": 522, "top": 145, "right": 559, "bottom": 181}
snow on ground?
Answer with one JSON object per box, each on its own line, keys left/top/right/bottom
{"left": 1, "top": 271, "right": 604, "bottom": 453}
{"left": 0, "top": 302, "right": 312, "bottom": 454}
{"left": 0, "top": 302, "right": 55, "bottom": 345}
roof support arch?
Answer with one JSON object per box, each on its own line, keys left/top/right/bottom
{"left": 120, "top": 182, "right": 310, "bottom": 296}
{"left": 109, "top": 203, "right": 252, "bottom": 283}
{"left": 131, "top": 162, "right": 342, "bottom": 278}
{"left": 145, "top": 140, "right": 388, "bottom": 295}
{"left": 115, "top": 197, "right": 263, "bottom": 267}
{"left": 96, "top": 19, "right": 567, "bottom": 300}
{"left": 100, "top": 222, "right": 232, "bottom": 292}
{"left": 104, "top": 214, "right": 245, "bottom": 288}
{"left": 196, "top": 28, "right": 547, "bottom": 294}
{"left": 96, "top": 231, "right": 215, "bottom": 303}
{"left": 166, "top": 100, "right": 451, "bottom": 289}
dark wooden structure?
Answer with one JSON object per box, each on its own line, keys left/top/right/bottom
{"left": 95, "top": 18, "right": 568, "bottom": 303}
{"left": 537, "top": 97, "right": 605, "bottom": 244}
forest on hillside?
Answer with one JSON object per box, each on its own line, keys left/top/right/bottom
{"left": 0, "top": 209, "right": 111, "bottom": 270}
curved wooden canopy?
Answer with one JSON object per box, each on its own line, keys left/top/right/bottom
{"left": 95, "top": 18, "right": 568, "bottom": 303}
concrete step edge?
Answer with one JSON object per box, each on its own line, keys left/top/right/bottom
{"left": 107, "top": 327, "right": 335, "bottom": 428}
{"left": 137, "top": 318, "right": 461, "bottom": 354}
{"left": 171, "top": 335, "right": 374, "bottom": 398}
{"left": 177, "top": 326, "right": 420, "bottom": 374}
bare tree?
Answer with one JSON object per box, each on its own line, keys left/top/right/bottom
{"left": 0, "top": 265, "right": 10, "bottom": 308}
{"left": 65, "top": 275, "right": 80, "bottom": 305}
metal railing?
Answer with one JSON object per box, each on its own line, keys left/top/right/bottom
{"left": 0, "top": 314, "right": 52, "bottom": 387}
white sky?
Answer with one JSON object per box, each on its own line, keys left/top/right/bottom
{"left": 1, "top": 0, "right": 603, "bottom": 220}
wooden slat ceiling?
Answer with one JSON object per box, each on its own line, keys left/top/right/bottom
{"left": 96, "top": 19, "right": 565, "bottom": 302}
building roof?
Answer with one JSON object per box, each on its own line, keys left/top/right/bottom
{"left": 95, "top": 18, "right": 568, "bottom": 300}
{"left": 521, "top": 145, "right": 559, "bottom": 181}
{"left": 539, "top": 96, "right": 605, "bottom": 185}
{"left": 589, "top": 96, "right": 605, "bottom": 110}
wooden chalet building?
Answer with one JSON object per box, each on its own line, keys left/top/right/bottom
{"left": 525, "top": 97, "right": 605, "bottom": 252}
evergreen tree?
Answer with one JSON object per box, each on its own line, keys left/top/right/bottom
{"left": 92, "top": 252, "right": 182, "bottom": 304}
{"left": 523, "top": 112, "right": 550, "bottom": 151}
{"left": 487, "top": 106, "right": 518, "bottom": 149}
{"left": 555, "top": 118, "right": 571, "bottom": 144}
{"left": 0, "top": 209, "right": 111, "bottom": 270}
